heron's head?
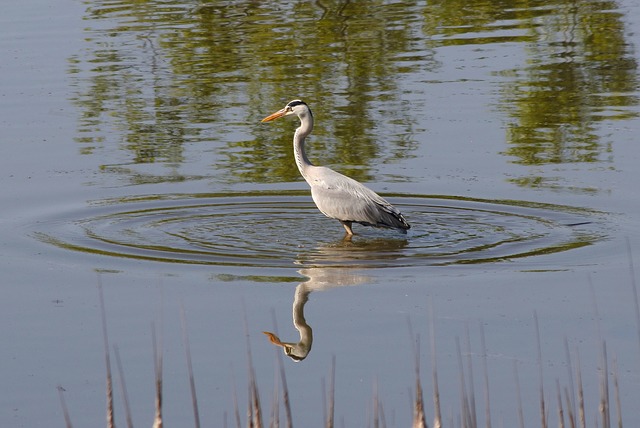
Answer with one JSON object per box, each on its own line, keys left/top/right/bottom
{"left": 261, "top": 99, "right": 311, "bottom": 122}
{"left": 262, "top": 331, "right": 309, "bottom": 362}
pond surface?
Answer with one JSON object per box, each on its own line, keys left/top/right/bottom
{"left": 2, "top": 0, "right": 640, "bottom": 426}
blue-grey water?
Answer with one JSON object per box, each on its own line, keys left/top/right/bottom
{"left": 2, "top": 1, "right": 640, "bottom": 426}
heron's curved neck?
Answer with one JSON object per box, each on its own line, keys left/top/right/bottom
{"left": 292, "top": 284, "right": 312, "bottom": 350}
{"left": 293, "top": 111, "right": 314, "bottom": 180}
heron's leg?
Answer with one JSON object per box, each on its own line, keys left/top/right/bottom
{"left": 340, "top": 221, "right": 354, "bottom": 236}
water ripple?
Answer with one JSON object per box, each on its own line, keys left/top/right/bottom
{"left": 33, "top": 191, "right": 606, "bottom": 269}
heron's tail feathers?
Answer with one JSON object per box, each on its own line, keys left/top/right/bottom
{"left": 366, "top": 202, "right": 411, "bottom": 233}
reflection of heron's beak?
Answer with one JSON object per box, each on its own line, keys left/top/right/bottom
{"left": 261, "top": 108, "right": 287, "bottom": 122}
{"left": 262, "top": 331, "right": 285, "bottom": 347}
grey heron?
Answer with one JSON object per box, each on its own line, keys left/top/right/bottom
{"left": 261, "top": 100, "right": 411, "bottom": 236}
{"left": 263, "top": 282, "right": 312, "bottom": 362}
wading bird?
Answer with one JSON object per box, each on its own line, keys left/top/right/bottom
{"left": 261, "top": 100, "right": 410, "bottom": 236}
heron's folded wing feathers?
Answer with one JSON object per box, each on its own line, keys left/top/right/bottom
{"left": 309, "top": 168, "right": 409, "bottom": 230}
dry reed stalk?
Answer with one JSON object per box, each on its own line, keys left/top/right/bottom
{"left": 563, "top": 338, "right": 576, "bottom": 428}
{"left": 57, "top": 385, "right": 73, "bottom": 428}
{"left": 625, "top": 238, "right": 640, "bottom": 360}
{"left": 428, "top": 299, "right": 441, "bottom": 428}
{"left": 231, "top": 374, "right": 242, "bottom": 428}
{"left": 373, "top": 378, "right": 380, "bottom": 428}
{"left": 269, "top": 368, "right": 279, "bottom": 428}
{"left": 576, "top": 349, "right": 585, "bottom": 428}
{"left": 599, "top": 341, "right": 610, "bottom": 428}
{"left": 413, "top": 336, "right": 427, "bottom": 428}
{"left": 479, "top": 322, "right": 492, "bottom": 428}
{"left": 113, "top": 345, "right": 134, "bottom": 428}
{"left": 533, "top": 311, "right": 548, "bottom": 428}
{"left": 563, "top": 387, "right": 575, "bottom": 428}
{"left": 180, "top": 305, "right": 201, "bottom": 428}
{"left": 267, "top": 309, "right": 293, "bottom": 428}
{"left": 513, "top": 360, "right": 525, "bottom": 428}
{"left": 407, "top": 317, "right": 427, "bottom": 428}
{"left": 455, "top": 337, "right": 471, "bottom": 428}
{"left": 324, "top": 356, "right": 335, "bottom": 428}
{"left": 151, "top": 323, "right": 163, "bottom": 428}
{"left": 612, "top": 356, "right": 622, "bottom": 428}
{"left": 376, "top": 394, "right": 387, "bottom": 428}
{"left": 277, "top": 340, "right": 293, "bottom": 428}
{"left": 97, "top": 277, "right": 115, "bottom": 428}
{"left": 464, "top": 324, "right": 478, "bottom": 428}
{"left": 556, "top": 379, "right": 565, "bottom": 428}
{"left": 242, "top": 308, "right": 262, "bottom": 428}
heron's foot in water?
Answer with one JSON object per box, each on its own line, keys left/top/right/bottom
{"left": 340, "top": 220, "right": 354, "bottom": 236}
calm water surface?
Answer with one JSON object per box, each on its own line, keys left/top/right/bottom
{"left": 2, "top": 0, "right": 640, "bottom": 426}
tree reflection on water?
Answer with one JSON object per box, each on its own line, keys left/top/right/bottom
{"left": 70, "top": 0, "right": 637, "bottom": 191}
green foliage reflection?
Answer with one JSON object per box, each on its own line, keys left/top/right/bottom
{"left": 70, "top": 0, "right": 637, "bottom": 190}
{"left": 500, "top": 2, "right": 637, "bottom": 169}
{"left": 70, "top": 0, "right": 426, "bottom": 184}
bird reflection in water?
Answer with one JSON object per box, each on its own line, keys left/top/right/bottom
{"left": 263, "top": 267, "right": 371, "bottom": 361}
{"left": 263, "top": 283, "right": 312, "bottom": 362}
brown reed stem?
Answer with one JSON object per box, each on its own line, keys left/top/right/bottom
{"left": 625, "top": 238, "right": 640, "bottom": 361}
{"left": 180, "top": 305, "right": 201, "bottom": 428}
{"left": 57, "top": 385, "right": 73, "bottom": 428}
{"left": 533, "top": 311, "right": 547, "bottom": 428}
{"left": 564, "top": 386, "right": 575, "bottom": 428}
{"left": 612, "top": 355, "right": 622, "bottom": 428}
{"left": 113, "top": 345, "right": 133, "bottom": 428}
{"left": 563, "top": 337, "right": 577, "bottom": 426}
{"left": 269, "top": 367, "right": 279, "bottom": 428}
{"left": 230, "top": 372, "right": 241, "bottom": 428}
{"left": 373, "top": 378, "right": 379, "bottom": 428}
{"left": 428, "top": 299, "right": 441, "bottom": 428}
{"left": 325, "top": 356, "right": 335, "bottom": 428}
{"left": 576, "top": 349, "right": 585, "bottom": 428}
{"left": 242, "top": 305, "right": 262, "bottom": 428}
{"left": 456, "top": 337, "right": 471, "bottom": 428}
{"left": 556, "top": 379, "right": 565, "bottom": 428}
{"left": 413, "top": 334, "right": 428, "bottom": 428}
{"left": 479, "top": 322, "right": 491, "bottom": 428}
{"left": 513, "top": 360, "right": 525, "bottom": 428}
{"left": 97, "top": 276, "right": 115, "bottom": 428}
{"left": 464, "top": 323, "right": 477, "bottom": 428}
{"left": 152, "top": 323, "right": 163, "bottom": 428}
{"left": 599, "top": 340, "right": 610, "bottom": 428}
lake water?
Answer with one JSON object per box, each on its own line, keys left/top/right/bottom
{"left": 2, "top": 0, "right": 640, "bottom": 426}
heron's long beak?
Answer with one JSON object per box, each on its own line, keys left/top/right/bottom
{"left": 261, "top": 108, "right": 287, "bottom": 122}
{"left": 262, "top": 331, "right": 285, "bottom": 347}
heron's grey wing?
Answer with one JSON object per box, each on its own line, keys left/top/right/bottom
{"left": 308, "top": 167, "right": 409, "bottom": 230}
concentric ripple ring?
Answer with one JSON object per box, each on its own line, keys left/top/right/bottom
{"left": 32, "top": 191, "right": 606, "bottom": 269}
